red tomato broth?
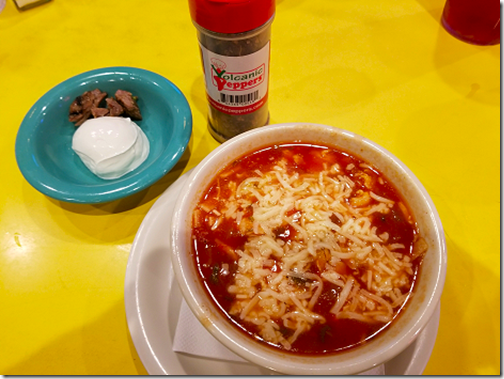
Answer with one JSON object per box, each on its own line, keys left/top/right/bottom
{"left": 191, "top": 143, "right": 424, "bottom": 355}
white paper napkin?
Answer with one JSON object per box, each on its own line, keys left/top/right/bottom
{"left": 173, "top": 299, "right": 385, "bottom": 375}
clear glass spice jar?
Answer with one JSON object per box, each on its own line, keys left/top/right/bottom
{"left": 189, "top": 0, "right": 275, "bottom": 143}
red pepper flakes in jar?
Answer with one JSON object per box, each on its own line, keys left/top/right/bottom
{"left": 188, "top": 0, "right": 275, "bottom": 143}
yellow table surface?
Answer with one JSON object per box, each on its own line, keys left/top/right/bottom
{"left": 0, "top": 0, "right": 499, "bottom": 375}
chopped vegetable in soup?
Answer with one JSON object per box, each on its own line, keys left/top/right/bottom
{"left": 191, "top": 144, "right": 426, "bottom": 354}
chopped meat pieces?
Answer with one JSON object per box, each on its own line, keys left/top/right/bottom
{"left": 91, "top": 107, "right": 110, "bottom": 118}
{"left": 90, "top": 88, "right": 108, "bottom": 106}
{"left": 69, "top": 88, "right": 108, "bottom": 126}
{"left": 115, "top": 89, "right": 142, "bottom": 120}
{"left": 105, "top": 97, "right": 124, "bottom": 117}
{"left": 69, "top": 98, "right": 83, "bottom": 115}
{"left": 68, "top": 104, "right": 90, "bottom": 126}
{"left": 68, "top": 88, "right": 142, "bottom": 126}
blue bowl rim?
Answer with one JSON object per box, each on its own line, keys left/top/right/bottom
{"left": 15, "top": 66, "right": 192, "bottom": 204}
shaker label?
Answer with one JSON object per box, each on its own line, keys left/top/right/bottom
{"left": 200, "top": 42, "right": 270, "bottom": 115}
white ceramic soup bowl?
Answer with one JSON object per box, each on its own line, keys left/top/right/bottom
{"left": 171, "top": 123, "right": 447, "bottom": 375}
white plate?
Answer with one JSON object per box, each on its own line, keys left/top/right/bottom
{"left": 125, "top": 170, "right": 441, "bottom": 375}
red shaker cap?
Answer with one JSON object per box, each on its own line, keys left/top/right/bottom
{"left": 189, "top": 0, "right": 275, "bottom": 34}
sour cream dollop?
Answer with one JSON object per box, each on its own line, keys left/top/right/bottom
{"left": 72, "top": 117, "right": 150, "bottom": 180}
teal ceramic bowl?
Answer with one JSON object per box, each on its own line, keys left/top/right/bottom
{"left": 15, "top": 67, "right": 192, "bottom": 204}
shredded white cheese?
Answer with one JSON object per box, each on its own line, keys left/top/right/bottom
{"left": 196, "top": 156, "right": 419, "bottom": 350}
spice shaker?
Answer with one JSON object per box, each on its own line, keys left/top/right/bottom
{"left": 188, "top": 0, "right": 275, "bottom": 143}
